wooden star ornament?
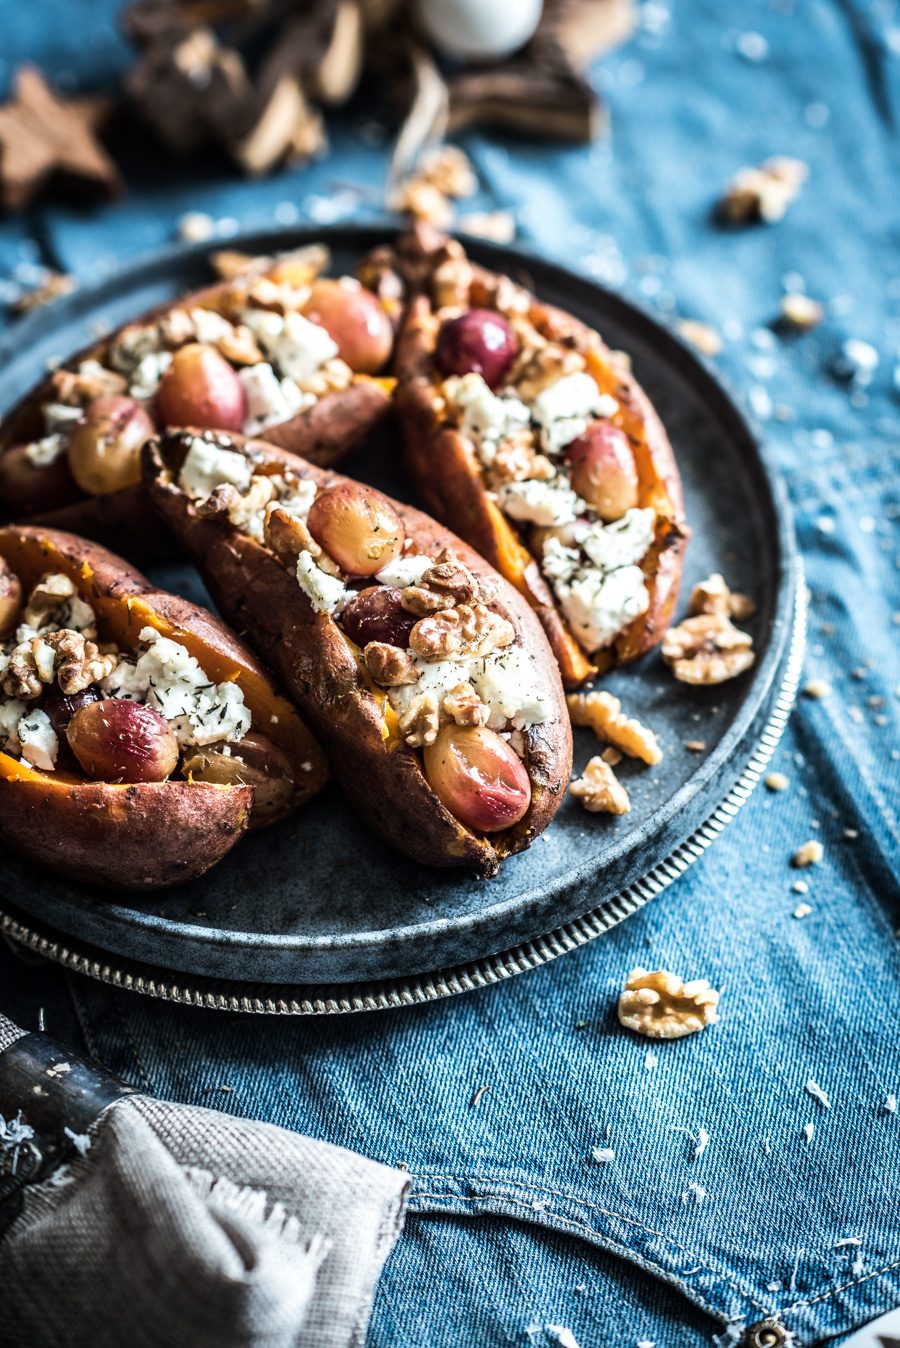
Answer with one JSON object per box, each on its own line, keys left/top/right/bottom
{"left": 0, "top": 66, "right": 123, "bottom": 214}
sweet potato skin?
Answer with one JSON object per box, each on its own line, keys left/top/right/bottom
{"left": 390, "top": 229, "right": 689, "bottom": 684}
{"left": 144, "top": 431, "right": 572, "bottom": 878}
{"left": 0, "top": 525, "right": 328, "bottom": 888}
{"left": 0, "top": 765, "right": 252, "bottom": 890}
{"left": 0, "top": 268, "right": 393, "bottom": 549}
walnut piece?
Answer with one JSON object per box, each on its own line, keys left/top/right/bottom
{"left": 410, "top": 603, "right": 515, "bottom": 662}
{"left": 569, "top": 757, "right": 630, "bottom": 814}
{"left": 157, "top": 308, "right": 197, "bottom": 348}
{"left": 364, "top": 642, "right": 420, "bottom": 688}
{"left": 513, "top": 343, "right": 586, "bottom": 403}
{"left": 432, "top": 254, "right": 475, "bottom": 310}
{"left": 215, "top": 322, "right": 265, "bottom": 366}
{"left": 792, "top": 840, "right": 823, "bottom": 868}
{"left": 420, "top": 551, "right": 480, "bottom": 604}
{"left": 618, "top": 967, "right": 721, "bottom": 1040}
{"left": 22, "top": 573, "right": 75, "bottom": 631}
{"left": 567, "top": 690, "right": 662, "bottom": 766}
{"left": 661, "top": 613, "right": 754, "bottom": 685}
{"left": 443, "top": 683, "right": 490, "bottom": 727}
{"left": 50, "top": 363, "right": 127, "bottom": 406}
{"left": 488, "top": 434, "right": 555, "bottom": 486}
{"left": 688, "top": 573, "right": 756, "bottom": 621}
{"left": 719, "top": 157, "right": 808, "bottom": 224}
{"left": 417, "top": 145, "right": 478, "bottom": 200}
{"left": 391, "top": 179, "right": 454, "bottom": 228}
{"left": 3, "top": 629, "right": 117, "bottom": 699}
{"left": 397, "top": 690, "right": 441, "bottom": 748}
{"left": 401, "top": 584, "right": 456, "bottom": 617}
{"left": 295, "top": 357, "right": 353, "bottom": 397}
{"left": 263, "top": 505, "right": 341, "bottom": 577}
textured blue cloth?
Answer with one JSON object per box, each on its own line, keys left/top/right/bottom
{"left": 2, "top": 1, "right": 900, "bottom": 1345}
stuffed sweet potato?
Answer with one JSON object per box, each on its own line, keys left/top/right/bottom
{"left": 144, "top": 428, "right": 572, "bottom": 878}
{"left": 0, "top": 243, "right": 395, "bottom": 554}
{"left": 378, "top": 225, "right": 689, "bottom": 687}
{"left": 0, "top": 525, "right": 327, "bottom": 889}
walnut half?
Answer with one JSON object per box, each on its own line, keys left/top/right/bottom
{"left": 662, "top": 613, "right": 754, "bottom": 685}
{"left": 569, "top": 757, "right": 630, "bottom": 815}
{"left": 618, "top": 967, "right": 721, "bottom": 1040}
{"left": 567, "top": 691, "right": 662, "bottom": 766}
{"left": 688, "top": 573, "right": 756, "bottom": 622}
{"left": 410, "top": 603, "right": 515, "bottom": 662}
{"left": 364, "top": 642, "right": 419, "bottom": 688}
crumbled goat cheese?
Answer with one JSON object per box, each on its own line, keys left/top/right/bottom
{"left": 554, "top": 563, "right": 650, "bottom": 652}
{"left": 129, "top": 350, "right": 172, "bottom": 400}
{"left": 190, "top": 308, "right": 234, "bottom": 344}
{"left": 376, "top": 554, "right": 435, "bottom": 589}
{"left": 532, "top": 372, "right": 617, "bottom": 454}
{"left": 581, "top": 508, "right": 656, "bottom": 572}
{"left": 110, "top": 324, "right": 163, "bottom": 375}
{"left": 444, "top": 373, "right": 530, "bottom": 463}
{"left": 591, "top": 1146, "right": 615, "bottom": 1163}
{"left": 806, "top": 1079, "right": 831, "bottom": 1109}
{"left": 0, "top": 699, "right": 26, "bottom": 756}
{"left": 43, "top": 402, "right": 84, "bottom": 434}
{"left": 24, "top": 433, "right": 67, "bottom": 467}
{"left": 681, "top": 1181, "right": 706, "bottom": 1204}
{"left": 277, "top": 477, "right": 318, "bottom": 521}
{"left": 388, "top": 647, "right": 551, "bottom": 734}
{"left": 243, "top": 308, "right": 338, "bottom": 381}
{"left": 296, "top": 551, "right": 349, "bottom": 615}
{"left": 802, "top": 1122, "right": 814, "bottom": 1144}
{"left": 498, "top": 476, "right": 585, "bottom": 527}
{"left": 16, "top": 594, "right": 97, "bottom": 645}
{"left": 541, "top": 538, "right": 581, "bottom": 583}
{"left": 179, "top": 438, "right": 253, "bottom": 499}
{"left": 239, "top": 362, "right": 312, "bottom": 435}
{"left": 102, "top": 627, "right": 251, "bottom": 748}
{"left": 17, "top": 709, "right": 58, "bottom": 770}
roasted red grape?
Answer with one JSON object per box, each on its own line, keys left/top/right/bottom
{"left": 306, "top": 483, "right": 404, "bottom": 576}
{"left": 302, "top": 280, "right": 393, "bottom": 374}
{"left": 67, "top": 396, "right": 156, "bottom": 496}
{"left": 423, "top": 724, "right": 531, "bottom": 833}
{"left": 38, "top": 684, "right": 102, "bottom": 739}
{"left": 182, "top": 732, "right": 295, "bottom": 825}
{"left": 0, "top": 445, "right": 77, "bottom": 515}
{"left": 342, "top": 587, "right": 417, "bottom": 648}
{"left": 434, "top": 309, "right": 518, "bottom": 390}
{"left": 156, "top": 343, "right": 246, "bottom": 432}
{"left": 565, "top": 422, "right": 639, "bottom": 521}
{"left": 67, "top": 698, "right": 179, "bottom": 784}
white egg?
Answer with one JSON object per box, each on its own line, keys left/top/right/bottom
{"left": 416, "top": 0, "right": 544, "bottom": 60}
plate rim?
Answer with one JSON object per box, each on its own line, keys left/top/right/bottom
{"left": 0, "top": 224, "right": 798, "bottom": 979}
{"left": 0, "top": 561, "right": 806, "bottom": 1013}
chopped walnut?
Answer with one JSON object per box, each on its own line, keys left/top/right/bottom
{"left": 12, "top": 271, "right": 77, "bottom": 314}
{"left": 443, "top": 683, "right": 490, "bottom": 727}
{"left": 108, "top": 323, "right": 162, "bottom": 376}
{"left": 391, "top": 179, "right": 455, "bottom": 228}
{"left": 432, "top": 254, "right": 475, "bottom": 310}
{"left": 45, "top": 630, "right": 118, "bottom": 694}
{"left": 245, "top": 276, "right": 313, "bottom": 315}
{"left": 601, "top": 746, "right": 623, "bottom": 767}
{"left": 397, "top": 689, "right": 441, "bottom": 748}
{"left": 216, "top": 322, "right": 265, "bottom": 366}
{"left": 50, "top": 363, "right": 127, "bottom": 406}
{"left": 157, "top": 308, "right": 197, "bottom": 348}
{"left": 513, "top": 343, "right": 586, "bottom": 403}
{"left": 662, "top": 613, "right": 754, "bottom": 685}
{"left": 401, "top": 585, "right": 456, "bottom": 617}
{"left": 227, "top": 475, "right": 278, "bottom": 531}
{"left": 792, "top": 840, "right": 823, "bottom": 868}
{"left": 688, "top": 573, "right": 756, "bottom": 621}
{"left": 263, "top": 505, "right": 341, "bottom": 577}
{"left": 420, "top": 552, "right": 480, "bottom": 605}
{"left": 364, "top": 642, "right": 420, "bottom": 688}
{"left": 295, "top": 357, "right": 354, "bottom": 397}
{"left": 356, "top": 246, "right": 406, "bottom": 310}
{"left": 566, "top": 690, "right": 662, "bottom": 766}
{"left": 22, "top": 573, "right": 75, "bottom": 632}
{"left": 780, "top": 293, "right": 824, "bottom": 331}
{"left": 458, "top": 211, "right": 517, "bottom": 245}
{"left": 618, "top": 967, "right": 721, "bottom": 1040}
{"left": 569, "top": 757, "right": 630, "bottom": 815}
{"left": 410, "top": 603, "right": 515, "bottom": 662}
{"left": 418, "top": 145, "right": 478, "bottom": 199}
{"left": 3, "top": 641, "right": 43, "bottom": 699}
{"left": 719, "top": 157, "right": 809, "bottom": 224}
{"left": 676, "top": 321, "right": 723, "bottom": 357}
{"left": 488, "top": 435, "right": 555, "bottom": 486}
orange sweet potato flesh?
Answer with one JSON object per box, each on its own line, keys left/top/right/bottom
{"left": 0, "top": 526, "right": 328, "bottom": 890}
{"left": 144, "top": 431, "right": 573, "bottom": 879}
{"left": 0, "top": 263, "right": 394, "bottom": 550}
{"left": 390, "top": 228, "right": 689, "bottom": 687}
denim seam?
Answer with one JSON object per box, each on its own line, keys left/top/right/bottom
{"left": 409, "top": 1176, "right": 771, "bottom": 1315}
{"left": 112, "top": 993, "right": 153, "bottom": 1094}
{"left": 410, "top": 1190, "right": 734, "bottom": 1324}
{"left": 778, "top": 1256, "right": 900, "bottom": 1316}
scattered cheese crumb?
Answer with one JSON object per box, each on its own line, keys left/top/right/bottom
{"left": 802, "top": 1122, "right": 814, "bottom": 1144}
{"left": 792, "top": 840, "right": 823, "bottom": 867}
{"left": 834, "top": 1237, "right": 862, "bottom": 1247}
{"left": 685, "top": 740, "right": 707, "bottom": 752}
{"left": 591, "top": 1146, "right": 615, "bottom": 1163}
{"left": 765, "top": 772, "right": 789, "bottom": 791}
{"left": 793, "top": 902, "right": 813, "bottom": 919}
{"left": 645, "top": 1051, "right": 659, "bottom": 1070}
{"left": 806, "top": 1078, "right": 831, "bottom": 1109}
{"left": 803, "top": 678, "right": 832, "bottom": 699}
{"left": 178, "top": 211, "right": 216, "bottom": 243}
{"left": 792, "top": 880, "right": 809, "bottom": 894}
{"left": 546, "top": 1327, "right": 580, "bottom": 1348}
{"left": 677, "top": 320, "right": 723, "bottom": 357}
{"left": 63, "top": 1126, "right": 91, "bottom": 1156}
{"left": 884, "top": 1094, "right": 897, "bottom": 1114}
{"left": 781, "top": 293, "right": 824, "bottom": 330}
{"left": 695, "top": 1128, "right": 710, "bottom": 1159}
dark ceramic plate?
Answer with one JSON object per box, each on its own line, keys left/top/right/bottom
{"left": 0, "top": 227, "right": 798, "bottom": 994}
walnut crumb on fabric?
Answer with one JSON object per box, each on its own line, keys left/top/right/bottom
{"left": 719, "top": 156, "right": 809, "bottom": 223}
{"left": 792, "top": 840, "right": 823, "bottom": 867}
{"left": 685, "top": 740, "right": 707, "bottom": 752}
{"left": 569, "top": 757, "right": 630, "bottom": 814}
{"left": 766, "top": 772, "right": 789, "bottom": 791}
{"left": 803, "top": 678, "right": 832, "bottom": 699}
{"left": 566, "top": 690, "right": 662, "bottom": 765}
{"left": 677, "top": 321, "right": 723, "bottom": 357}
{"left": 618, "top": 968, "right": 721, "bottom": 1040}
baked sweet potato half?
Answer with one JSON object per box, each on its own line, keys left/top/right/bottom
{"left": 380, "top": 224, "right": 689, "bottom": 687}
{"left": 144, "top": 428, "right": 572, "bottom": 878}
{"left": 0, "top": 525, "right": 327, "bottom": 890}
{"left": 0, "top": 243, "right": 395, "bottom": 554}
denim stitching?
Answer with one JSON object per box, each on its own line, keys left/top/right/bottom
{"left": 112, "top": 994, "right": 153, "bottom": 1094}
{"left": 409, "top": 1175, "right": 771, "bottom": 1315}
{"left": 778, "top": 1255, "right": 900, "bottom": 1316}
{"left": 410, "top": 1191, "right": 733, "bottom": 1324}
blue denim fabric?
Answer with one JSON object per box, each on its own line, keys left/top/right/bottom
{"left": 2, "top": 1, "right": 900, "bottom": 1344}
